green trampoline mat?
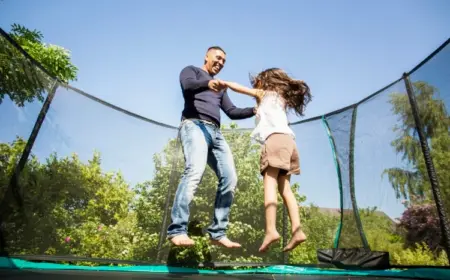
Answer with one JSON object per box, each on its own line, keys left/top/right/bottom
{"left": 0, "top": 258, "right": 449, "bottom": 279}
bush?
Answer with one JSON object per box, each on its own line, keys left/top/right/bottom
{"left": 398, "top": 204, "right": 446, "bottom": 254}
{"left": 391, "top": 242, "right": 449, "bottom": 266}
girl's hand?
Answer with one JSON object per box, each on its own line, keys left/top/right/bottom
{"left": 216, "top": 79, "right": 228, "bottom": 89}
{"left": 220, "top": 80, "right": 261, "bottom": 99}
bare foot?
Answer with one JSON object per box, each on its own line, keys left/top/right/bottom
{"left": 259, "top": 231, "right": 281, "bottom": 253}
{"left": 169, "top": 234, "right": 195, "bottom": 247}
{"left": 210, "top": 237, "right": 241, "bottom": 248}
{"left": 283, "top": 229, "right": 306, "bottom": 252}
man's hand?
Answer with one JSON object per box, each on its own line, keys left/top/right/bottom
{"left": 253, "top": 105, "right": 259, "bottom": 114}
{"left": 208, "top": 79, "right": 227, "bottom": 92}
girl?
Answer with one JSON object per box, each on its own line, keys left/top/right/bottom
{"left": 220, "top": 68, "right": 311, "bottom": 252}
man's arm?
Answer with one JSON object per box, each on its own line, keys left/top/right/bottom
{"left": 221, "top": 91, "right": 256, "bottom": 120}
{"left": 179, "top": 66, "right": 210, "bottom": 93}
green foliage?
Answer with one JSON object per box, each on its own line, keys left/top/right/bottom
{"left": 289, "top": 205, "right": 338, "bottom": 264}
{"left": 384, "top": 80, "right": 450, "bottom": 258}
{"left": 133, "top": 123, "right": 289, "bottom": 264}
{"left": 398, "top": 204, "right": 444, "bottom": 253}
{"left": 385, "top": 81, "right": 449, "bottom": 210}
{"left": 0, "top": 122, "right": 447, "bottom": 266}
{"left": 392, "top": 243, "right": 448, "bottom": 266}
{"left": 359, "top": 207, "right": 400, "bottom": 251}
{"left": 0, "top": 138, "right": 134, "bottom": 256}
{"left": 0, "top": 24, "right": 78, "bottom": 106}
{"left": 1, "top": 50, "right": 448, "bottom": 267}
{"left": 1, "top": 18, "right": 448, "bottom": 269}
{"left": 9, "top": 24, "right": 78, "bottom": 83}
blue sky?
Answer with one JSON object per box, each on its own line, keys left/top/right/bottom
{"left": 1, "top": 0, "right": 449, "bottom": 220}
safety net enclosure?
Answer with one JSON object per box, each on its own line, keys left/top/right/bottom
{"left": 0, "top": 27, "right": 450, "bottom": 279}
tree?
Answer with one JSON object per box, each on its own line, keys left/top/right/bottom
{"left": 132, "top": 124, "right": 368, "bottom": 265}
{"left": 385, "top": 81, "right": 449, "bottom": 211}
{"left": 1, "top": 127, "right": 447, "bottom": 266}
{"left": 0, "top": 137, "right": 136, "bottom": 256}
{"left": 133, "top": 124, "right": 292, "bottom": 264}
{"left": 288, "top": 205, "right": 338, "bottom": 264}
{"left": 0, "top": 125, "right": 308, "bottom": 264}
{"left": 398, "top": 204, "right": 443, "bottom": 253}
{"left": 384, "top": 80, "right": 450, "bottom": 254}
{"left": 360, "top": 207, "right": 398, "bottom": 248}
{"left": 0, "top": 24, "right": 78, "bottom": 106}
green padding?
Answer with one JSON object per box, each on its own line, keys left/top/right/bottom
{"left": 0, "top": 258, "right": 449, "bottom": 279}
{"left": 321, "top": 116, "right": 343, "bottom": 248}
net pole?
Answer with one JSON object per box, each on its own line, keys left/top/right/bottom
{"left": 321, "top": 116, "right": 343, "bottom": 248}
{"left": 0, "top": 80, "right": 58, "bottom": 212}
{"left": 403, "top": 73, "right": 450, "bottom": 262}
{"left": 156, "top": 136, "right": 181, "bottom": 262}
{"left": 349, "top": 106, "right": 370, "bottom": 249}
{"left": 0, "top": 81, "right": 58, "bottom": 254}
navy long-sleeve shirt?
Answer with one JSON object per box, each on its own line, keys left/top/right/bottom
{"left": 179, "top": 65, "right": 255, "bottom": 127}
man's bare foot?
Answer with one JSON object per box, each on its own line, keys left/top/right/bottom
{"left": 210, "top": 237, "right": 241, "bottom": 248}
{"left": 169, "top": 234, "right": 195, "bottom": 247}
{"left": 283, "top": 229, "right": 306, "bottom": 252}
{"left": 259, "top": 231, "right": 281, "bottom": 253}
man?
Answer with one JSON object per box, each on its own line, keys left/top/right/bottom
{"left": 167, "top": 46, "right": 256, "bottom": 248}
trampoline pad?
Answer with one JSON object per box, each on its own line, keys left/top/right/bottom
{"left": 0, "top": 269, "right": 420, "bottom": 280}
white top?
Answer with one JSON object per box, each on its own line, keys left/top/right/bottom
{"left": 250, "top": 91, "right": 295, "bottom": 144}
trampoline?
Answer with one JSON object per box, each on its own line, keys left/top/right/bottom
{"left": 0, "top": 27, "right": 450, "bottom": 280}
{"left": 1, "top": 257, "right": 449, "bottom": 279}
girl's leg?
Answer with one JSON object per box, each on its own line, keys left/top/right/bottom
{"left": 277, "top": 173, "right": 307, "bottom": 252}
{"left": 259, "top": 166, "right": 281, "bottom": 252}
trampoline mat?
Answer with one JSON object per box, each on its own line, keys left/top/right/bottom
{"left": 0, "top": 270, "right": 420, "bottom": 280}
{"left": 1, "top": 258, "right": 448, "bottom": 280}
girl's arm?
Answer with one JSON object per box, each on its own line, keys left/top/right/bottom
{"left": 220, "top": 80, "right": 264, "bottom": 101}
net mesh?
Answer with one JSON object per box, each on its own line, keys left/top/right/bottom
{"left": 161, "top": 128, "right": 286, "bottom": 264}
{"left": 289, "top": 119, "right": 340, "bottom": 263}
{"left": 1, "top": 28, "right": 449, "bottom": 267}
{"left": 350, "top": 79, "right": 423, "bottom": 262}
{"left": 406, "top": 42, "right": 450, "bottom": 259}
{"left": 0, "top": 30, "right": 54, "bottom": 172}
{"left": 0, "top": 30, "right": 56, "bottom": 250}
{"left": 323, "top": 107, "right": 368, "bottom": 249}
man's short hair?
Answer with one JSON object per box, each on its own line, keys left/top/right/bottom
{"left": 207, "top": 46, "right": 226, "bottom": 55}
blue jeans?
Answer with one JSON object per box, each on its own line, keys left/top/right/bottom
{"left": 167, "top": 119, "right": 238, "bottom": 241}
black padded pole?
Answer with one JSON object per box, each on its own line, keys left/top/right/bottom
{"left": 403, "top": 73, "right": 450, "bottom": 263}
{"left": 0, "top": 81, "right": 58, "bottom": 254}
{"left": 1, "top": 81, "right": 58, "bottom": 211}
{"left": 156, "top": 136, "right": 181, "bottom": 262}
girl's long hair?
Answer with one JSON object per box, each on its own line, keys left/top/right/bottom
{"left": 250, "top": 68, "right": 312, "bottom": 116}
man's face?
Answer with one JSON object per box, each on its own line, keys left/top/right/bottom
{"left": 204, "top": 49, "right": 226, "bottom": 76}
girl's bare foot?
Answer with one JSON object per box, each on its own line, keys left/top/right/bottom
{"left": 258, "top": 231, "right": 281, "bottom": 253}
{"left": 169, "top": 234, "right": 195, "bottom": 247}
{"left": 283, "top": 229, "right": 306, "bottom": 252}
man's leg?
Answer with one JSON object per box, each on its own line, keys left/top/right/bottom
{"left": 206, "top": 131, "right": 241, "bottom": 248}
{"left": 167, "top": 120, "right": 208, "bottom": 246}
